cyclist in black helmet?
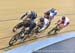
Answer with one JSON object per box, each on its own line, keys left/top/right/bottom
{"left": 13, "top": 10, "right": 37, "bottom": 34}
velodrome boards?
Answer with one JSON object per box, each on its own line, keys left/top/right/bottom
{"left": 5, "top": 32, "right": 75, "bottom": 53}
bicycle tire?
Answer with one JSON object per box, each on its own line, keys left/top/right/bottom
{"left": 9, "top": 33, "right": 19, "bottom": 46}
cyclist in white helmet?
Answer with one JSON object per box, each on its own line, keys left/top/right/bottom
{"left": 56, "top": 16, "right": 70, "bottom": 29}
{"left": 35, "top": 17, "right": 50, "bottom": 36}
{"left": 48, "top": 16, "right": 70, "bottom": 34}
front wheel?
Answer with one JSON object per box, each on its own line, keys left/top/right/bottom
{"left": 9, "top": 33, "right": 20, "bottom": 46}
{"left": 9, "top": 35, "right": 17, "bottom": 46}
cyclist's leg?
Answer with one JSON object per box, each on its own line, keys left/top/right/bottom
{"left": 48, "top": 24, "right": 59, "bottom": 34}
{"left": 20, "top": 22, "right": 36, "bottom": 42}
{"left": 34, "top": 21, "right": 45, "bottom": 36}
{"left": 13, "top": 22, "right": 24, "bottom": 32}
{"left": 54, "top": 24, "right": 64, "bottom": 34}
{"left": 48, "top": 25, "right": 56, "bottom": 34}
{"left": 28, "top": 22, "right": 36, "bottom": 34}
{"left": 54, "top": 26, "right": 60, "bottom": 34}
{"left": 48, "top": 28, "right": 54, "bottom": 34}
{"left": 17, "top": 21, "right": 30, "bottom": 39}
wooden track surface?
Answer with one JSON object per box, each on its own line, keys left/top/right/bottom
{"left": 0, "top": 0, "right": 75, "bottom": 53}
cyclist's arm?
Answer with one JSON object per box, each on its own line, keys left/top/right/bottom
{"left": 56, "top": 20, "right": 61, "bottom": 25}
{"left": 20, "top": 12, "right": 27, "bottom": 19}
{"left": 38, "top": 19, "right": 49, "bottom": 32}
{"left": 39, "top": 24, "right": 47, "bottom": 32}
{"left": 64, "top": 22, "right": 69, "bottom": 27}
